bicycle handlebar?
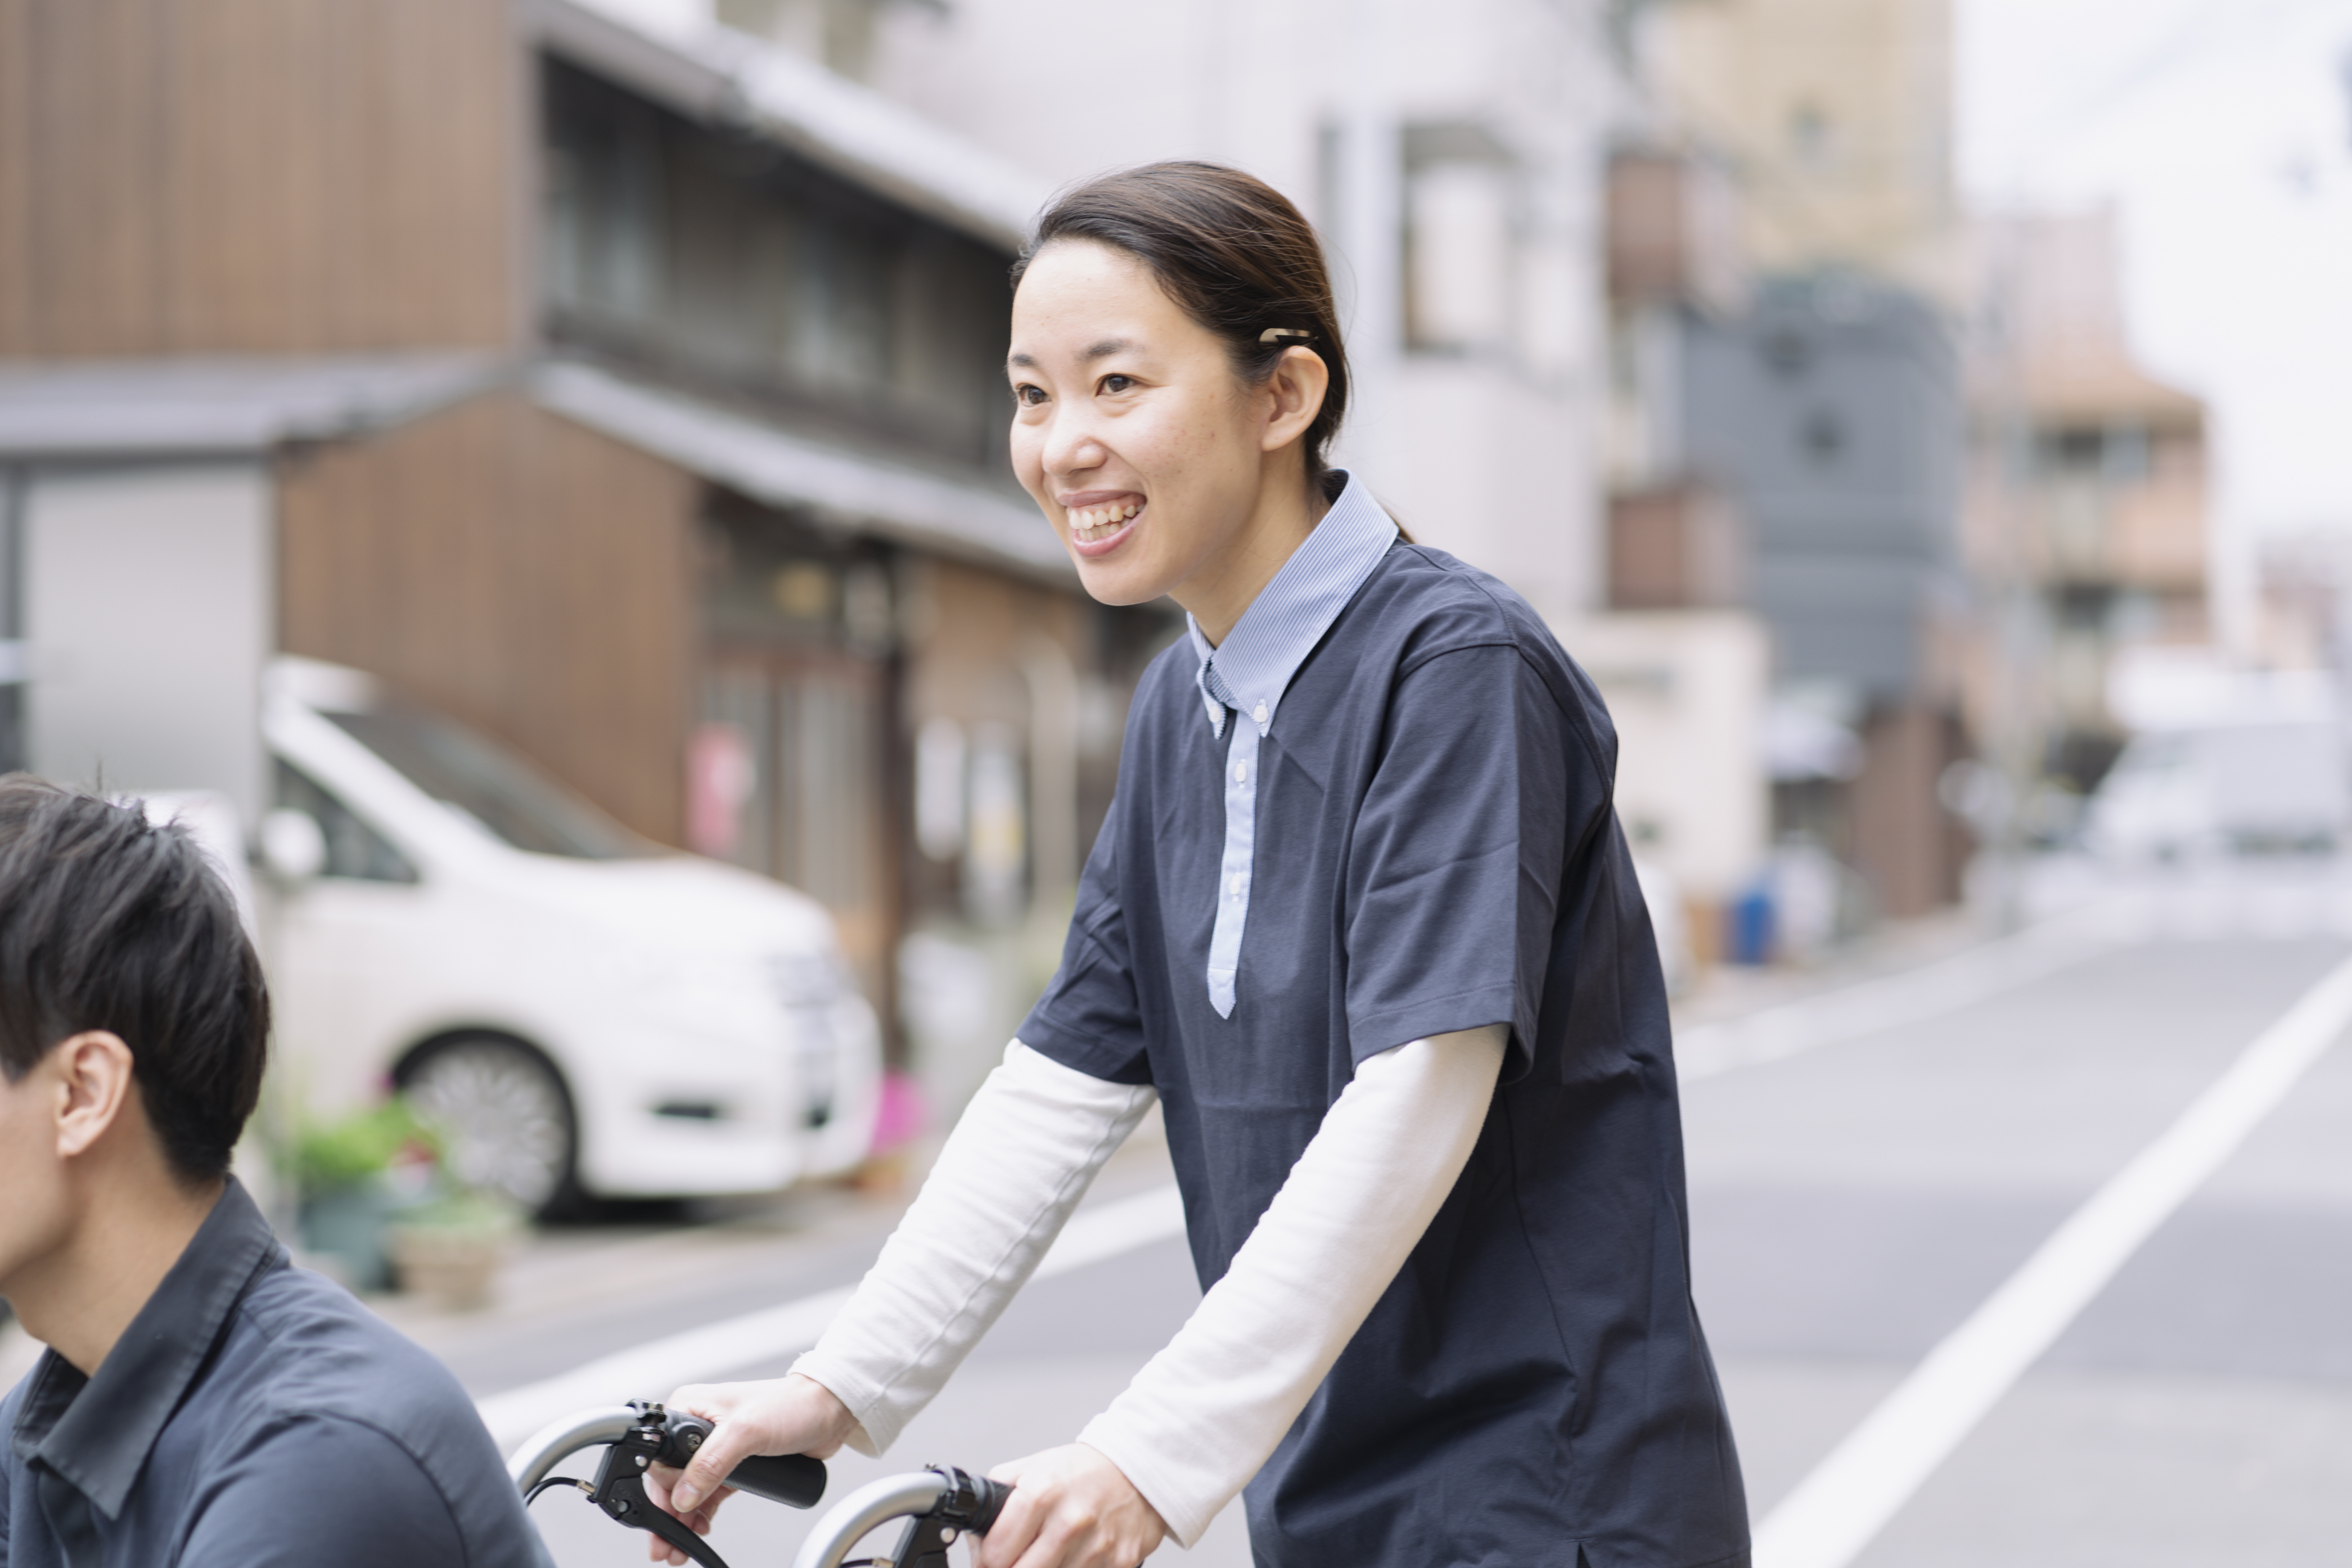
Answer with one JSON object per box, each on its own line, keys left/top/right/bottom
{"left": 666, "top": 1413, "right": 829, "bottom": 1509}
{"left": 508, "top": 1404, "right": 638, "bottom": 1494}
{"left": 509, "top": 1403, "right": 1007, "bottom": 1568}
{"left": 790, "top": 1466, "right": 1011, "bottom": 1568}
{"left": 505, "top": 1403, "right": 826, "bottom": 1508}
{"left": 508, "top": 1402, "right": 827, "bottom": 1568}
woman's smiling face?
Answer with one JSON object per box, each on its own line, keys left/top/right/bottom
{"left": 1008, "top": 239, "right": 1293, "bottom": 612}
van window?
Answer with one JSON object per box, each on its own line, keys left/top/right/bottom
{"left": 275, "top": 761, "right": 420, "bottom": 884}
{"left": 327, "top": 705, "right": 652, "bottom": 861}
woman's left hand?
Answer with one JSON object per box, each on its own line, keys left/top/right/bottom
{"left": 975, "top": 1444, "right": 1168, "bottom": 1568}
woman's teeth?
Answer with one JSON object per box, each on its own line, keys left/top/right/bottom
{"left": 1071, "top": 501, "right": 1141, "bottom": 542}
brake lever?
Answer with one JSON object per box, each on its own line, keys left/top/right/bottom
{"left": 586, "top": 1405, "right": 735, "bottom": 1568}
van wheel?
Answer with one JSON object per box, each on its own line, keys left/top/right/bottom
{"left": 402, "top": 1036, "right": 578, "bottom": 1218}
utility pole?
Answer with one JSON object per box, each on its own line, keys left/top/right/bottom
{"left": 1975, "top": 219, "right": 2051, "bottom": 933}
{"left": 0, "top": 472, "right": 23, "bottom": 776}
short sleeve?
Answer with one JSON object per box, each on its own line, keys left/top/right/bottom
{"left": 1018, "top": 808, "right": 1152, "bottom": 1085}
{"left": 1342, "top": 642, "right": 1599, "bottom": 1076}
{"left": 177, "top": 1416, "right": 488, "bottom": 1568}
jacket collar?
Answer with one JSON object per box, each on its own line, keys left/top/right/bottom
{"left": 1185, "top": 470, "right": 1399, "bottom": 739}
{"left": 12, "top": 1178, "right": 285, "bottom": 1520}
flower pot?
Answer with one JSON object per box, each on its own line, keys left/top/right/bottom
{"left": 387, "top": 1223, "right": 511, "bottom": 1312}
{"left": 299, "top": 1181, "right": 399, "bottom": 1292}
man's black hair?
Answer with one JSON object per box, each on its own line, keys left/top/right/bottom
{"left": 0, "top": 775, "right": 269, "bottom": 1186}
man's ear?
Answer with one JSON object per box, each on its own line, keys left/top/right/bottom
{"left": 51, "top": 1031, "right": 137, "bottom": 1160}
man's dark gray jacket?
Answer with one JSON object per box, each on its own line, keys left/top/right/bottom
{"left": 1, "top": 1179, "right": 555, "bottom": 1567}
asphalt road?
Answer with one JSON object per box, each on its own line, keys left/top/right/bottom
{"left": 425, "top": 863, "right": 2352, "bottom": 1568}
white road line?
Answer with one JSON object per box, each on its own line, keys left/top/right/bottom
{"left": 1677, "top": 910, "right": 2121, "bottom": 1082}
{"left": 478, "top": 1184, "right": 1187, "bottom": 1452}
{"left": 1752, "top": 949, "right": 2352, "bottom": 1568}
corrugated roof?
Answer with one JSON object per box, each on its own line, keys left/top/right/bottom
{"left": 0, "top": 354, "right": 506, "bottom": 459}
{"left": 534, "top": 360, "right": 1068, "bottom": 579}
{"left": 529, "top": 0, "right": 1051, "bottom": 253}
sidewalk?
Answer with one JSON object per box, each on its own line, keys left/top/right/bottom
{"left": 1671, "top": 904, "right": 1996, "bottom": 1031}
{"left": 373, "top": 1102, "right": 1185, "bottom": 1396}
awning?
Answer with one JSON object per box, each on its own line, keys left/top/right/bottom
{"left": 0, "top": 353, "right": 1068, "bottom": 581}
{"left": 0, "top": 354, "right": 506, "bottom": 460}
{"left": 534, "top": 360, "right": 1069, "bottom": 579}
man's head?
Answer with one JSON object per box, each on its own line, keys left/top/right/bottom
{"left": 0, "top": 776, "right": 269, "bottom": 1295}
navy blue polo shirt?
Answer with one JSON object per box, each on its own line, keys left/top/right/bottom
{"left": 1019, "top": 536, "right": 1749, "bottom": 1567}
{"left": 1, "top": 1180, "right": 554, "bottom": 1568}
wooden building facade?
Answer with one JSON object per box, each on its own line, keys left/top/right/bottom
{"left": 0, "top": 0, "right": 1163, "bottom": 1047}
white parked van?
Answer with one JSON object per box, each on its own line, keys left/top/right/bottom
{"left": 258, "top": 657, "right": 881, "bottom": 1214}
{"left": 2086, "top": 719, "right": 2349, "bottom": 861}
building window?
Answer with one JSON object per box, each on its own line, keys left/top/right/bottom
{"left": 913, "top": 716, "right": 967, "bottom": 863}
{"left": 540, "top": 59, "right": 1011, "bottom": 469}
{"left": 2102, "top": 423, "right": 2150, "bottom": 485}
{"left": 2036, "top": 424, "right": 2156, "bottom": 483}
{"left": 1788, "top": 100, "right": 1833, "bottom": 172}
{"left": 717, "top": 0, "right": 883, "bottom": 81}
{"left": 782, "top": 218, "right": 896, "bottom": 397}
{"left": 544, "top": 93, "right": 665, "bottom": 325}
{"left": 961, "top": 723, "right": 1027, "bottom": 924}
{"left": 1760, "top": 325, "right": 1812, "bottom": 377}
{"left": 2031, "top": 424, "right": 2149, "bottom": 486}
{"left": 1802, "top": 409, "right": 1846, "bottom": 466}
{"left": 1402, "top": 122, "right": 1516, "bottom": 356}
{"left": 697, "top": 500, "right": 898, "bottom": 990}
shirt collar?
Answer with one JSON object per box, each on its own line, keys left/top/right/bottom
{"left": 1186, "top": 471, "right": 1399, "bottom": 737}
{"left": 12, "top": 1177, "right": 285, "bottom": 1520}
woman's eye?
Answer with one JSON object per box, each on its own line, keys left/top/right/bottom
{"left": 1099, "top": 374, "right": 1135, "bottom": 394}
{"left": 1014, "top": 384, "right": 1048, "bottom": 407}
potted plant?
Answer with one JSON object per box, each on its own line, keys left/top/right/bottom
{"left": 290, "top": 1098, "right": 437, "bottom": 1291}
{"left": 385, "top": 1187, "right": 523, "bottom": 1312}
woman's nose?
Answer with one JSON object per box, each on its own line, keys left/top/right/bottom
{"left": 1040, "top": 407, "right": 1108, "bottom": 479}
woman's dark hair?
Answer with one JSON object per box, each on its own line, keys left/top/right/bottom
{"left": 1014, "top": 161, "right": 1351, "bottom": 492}
{"left": 0, "top": 776, "right": 269, "bottom": 1187}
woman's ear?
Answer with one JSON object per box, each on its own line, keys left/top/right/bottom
{"left": 51, "top": 1031, "right": 137, "bottom": 1160}
{"left": 1257, "top": 346, "right": 1330, "bottom": 454}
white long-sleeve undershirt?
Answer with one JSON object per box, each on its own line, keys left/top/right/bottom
{"left": 789, "top": 1042, "right": 1157, "bottom": 1457}
{"left": 791, "top": 1026, "right": 1506, "bottom": 1546}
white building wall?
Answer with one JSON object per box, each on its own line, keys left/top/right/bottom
{"left": 1553, "top": 610, "right": 1769, "bottom": 901}
{"left": 25, "top": 464, "right": 273, "bottom": 823}
{"left": 864, "top": 0, "right": 1615, "bottom": 620}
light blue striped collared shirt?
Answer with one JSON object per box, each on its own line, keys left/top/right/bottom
{"left": 1187, "top": 471, "right": 1399, "bottom": 1017}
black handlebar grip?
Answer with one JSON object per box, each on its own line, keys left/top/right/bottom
{"left": 724, "top": 1452, "right": 828, "bottom": 1511}
{"left": 967, "top": 1475, "right": 1013, "bottom": 1535}
{"left": 656, "top": 1411, "right": 828, "bottom": 1511}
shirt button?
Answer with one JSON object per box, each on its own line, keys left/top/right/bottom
{"left": 1253, "top": 702, "right": 1269, "bottom": 725}
{"left": 1230, "top": 873, "right": 1245, "bottom": 895}
{"left": 1233, "top": 762, "right": 1247, "bottom": 783}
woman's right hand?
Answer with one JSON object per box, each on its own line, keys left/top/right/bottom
{"left": 641, "top": 1373, "right": 860, "bottom": 1564}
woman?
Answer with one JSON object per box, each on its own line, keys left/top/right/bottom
{"left": 651, "top": 163, "right": 1748, "bottom": 1568}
